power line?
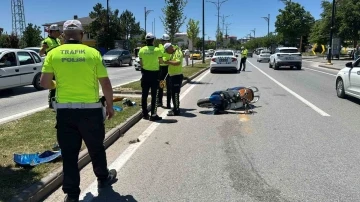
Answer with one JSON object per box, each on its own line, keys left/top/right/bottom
{"left": 207, "top": 0, "right": 228, "bottom": 49}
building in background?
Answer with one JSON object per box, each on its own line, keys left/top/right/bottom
{"left": 174, "top": 32, "right": 193, "bottom": 50}
{"left": 42, "top": 15, "right": 96, "bottom": 47}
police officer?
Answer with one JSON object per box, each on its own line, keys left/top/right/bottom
{"left": 40, "top": 24, "right": 62, "bottom": 109}
{"left": 40, "top": 20, "right": 116, "bottom": 202}
{"left": 240, "top": 46, "right": 248, "bottom": 71}
{"left": 157, "top": 34, "right": 172, "bottom": 108}
{"left": 163, "top": 43, "right": 183, "bottom": 116}
{"left": 139, "top": 33, "right": 164, "bottom": 121}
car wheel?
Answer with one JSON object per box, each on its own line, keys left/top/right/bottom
{"left": 33, "top": 73, "right": 44, "bottom": 90}
{"left": 129, "top": 59, "right": 133, "bottom": 66}
{"left": 210, "top": 69, "right": 214, "bottom": 73}
{"left": 269, "top": 62, "right": 272, "bottom": 68}
{"left": 336, "top": 78, "right": 346, "bottom": 98}
{"left": 274, "top": 61, "right": 279, "bottom": 70}
{"left": 119, "top": 60, "right": 123, "bottom": 67}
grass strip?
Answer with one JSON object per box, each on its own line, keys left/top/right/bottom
{"left": 0, "top": 98, "right": 141, "bottom": 201}
{"left": 117, "top": 59, "right": 210, "bottom": 91}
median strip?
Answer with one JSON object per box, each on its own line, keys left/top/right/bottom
{"left": 6, "top": 60, "right": 210, "bottom": 201}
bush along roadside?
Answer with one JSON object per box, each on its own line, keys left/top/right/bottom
{"left": 9, "top": 60, "right": 210, "bottom": 202}
{"left": 114, "top": 59, "right": 211, "bottom": 94}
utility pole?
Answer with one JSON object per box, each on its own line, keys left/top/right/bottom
{"left": 326, "top": 0, "right": 335, "bottom": 65}
{"left": 202, "top": 0, "right": 205, "bottom": 63}
{"left": 261, "top": 14, "right": 270, "bottom": 37}
{"left": 225, "top": 23, "right": 231, "bottom": 38}
{"left": 144, "top": 7, "right": 153, "bottom": 34}
{"left": 106, "top": 0, "right": 109, "bottom": 50}
{"left": 251, "top": 29, "right": 256, "bottom": 39}
{"left": 154, "top": 18, "right": 156, "bottom": 36}
{"left": 207, "top": 0, "right": 228, "bottom": 49}
{"left": 216, "top": 14, "right": 230, "bottom": 34}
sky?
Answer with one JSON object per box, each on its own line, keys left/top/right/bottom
{"left": 0, "top": 0, "right": 324, "bottom": 40}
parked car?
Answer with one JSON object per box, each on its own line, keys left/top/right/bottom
{"left": 103, "top": 49, "right": 132, "bottom": 67}
{"left": 210, "top": 50, "right": 239, "bottom": 73}
{"left": 24, "top": 47, "right": 45, "bottom": 61}
{"left": 257, "top": 50, "right": 271, "bottom": 62}
{"left": 335, "top": 58, "right": 360, "bottom": 100}
{"left": 0, "top": 48, "right": 44, "bottom": 91}
{"left": 190, "top": 51, "right": 202, "bottom": 60}
{"left": 269, "top": 47, "right": 302, "bottom": 70}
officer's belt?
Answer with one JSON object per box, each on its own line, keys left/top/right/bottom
{"left": 55, "top": 102, "right": 102, "bottom": 109}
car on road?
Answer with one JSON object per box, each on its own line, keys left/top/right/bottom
{"left": 210, "top": 50, "right": 239, "bottom": 73}
{"left": 134, "top": 57, "right": 141, "bottom": 71}
{"left": 24, "top": 47, "right": 45, "bottom": 61}
{"left": 335, "top": 58, "right": 360, "bottom": 100}
{"left": 103, "top": 49, "right": 133, "bottom": 67}
{"left": 257, "top": 49, "right": 271, "bottom": 62}
{"left": 0, "top": 48, "right": 44, "bottom": 91}
{"left": 190, "top": 51, "right": 202, "bottom": 60}
{"left": 269, "top": 47, "right": 302, "bottom": 70}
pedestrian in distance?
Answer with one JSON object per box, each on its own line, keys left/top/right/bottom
{"left": 138, "top": 33, "right": 164, "bottom": 121}
{"left": 184, "top": 48, "right": 190, "bottom": 66}
{"left": 157, "top": 34, "right": 172, "bottom": 109}
{"left": 163, "top": 43, "right": 184, "bottom": 116}
{"left": 40, "top": 19, "right": 117, "bottom": 202}
{"left": 240, "top": 46, "right": 248, "bottom": 71}
{"left": 40, "top": 24, "right": 62, "bottom": 109}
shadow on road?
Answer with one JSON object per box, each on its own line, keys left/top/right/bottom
{"left": 187, "top": 81, "right": 213, "bottom": 85}
{"left": 199, "top": 105, "right": 261, "bottom": 115}
{"left": 82, "top": 186, "right": 138, "bottom": 202}
{"left": 0, "top": 86, "right": 45, "bottom": 98}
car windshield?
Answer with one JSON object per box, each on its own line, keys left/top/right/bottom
{"left": 105, "top": 50, "right": 122, "bottom": 55}
{"left": 280, "top": 49, "right": 298, "bottom": 53}
{"left": 215, "top": 52, "right": 233, "bottom": 56}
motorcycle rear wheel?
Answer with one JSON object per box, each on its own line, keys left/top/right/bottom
{"left": 197, "top": 98, "right": 213, "bottom": 108}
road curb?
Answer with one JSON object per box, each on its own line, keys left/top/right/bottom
{"left": 318, "top": 64, "right": 341, "bottom": 71}
{"left": 11, "top": 65, "right": 209, "bottom": 202}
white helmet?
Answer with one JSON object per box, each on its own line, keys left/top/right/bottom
{"left": 145, "top": 32, "right": 155, "bottom": 40}
{"left": 161, "top": 34, "right": 170, "bottom": 41}
{"left": 49, "top": 24, "right": 60, "bottom": 31}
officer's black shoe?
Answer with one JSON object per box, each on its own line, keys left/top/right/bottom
{"left": 64, "top": 195, "right": 79, "bottom": 202}
{"left": 98, "top": 169, "right": 117, "bottom": 189}
{"left": 149, "top": 115, "right": 162, "bottom": 121}
{"left": 167, "top": 110, "right": 180, "bottom": 116}
{"left": 142, "top": 112, "right": 150, "bottom": 120}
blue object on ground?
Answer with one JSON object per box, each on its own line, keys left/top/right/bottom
{"left": 13, "top": 150, "right": 62, "bottom": 166}
{"left": 113, "top": 106, "right": 123, "bottom": 112}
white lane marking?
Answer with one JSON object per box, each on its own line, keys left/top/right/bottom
{"left": 79, "top": 70, "right": 210, "bottom": 201}
{"left": 247, "top": 61, "right": 330, "bottom": 117}
{"left": 303, "top": 67, "right": 336, "bottom": 77}
{"left": 0, "top": 79, "right": 140, "bottom": 125}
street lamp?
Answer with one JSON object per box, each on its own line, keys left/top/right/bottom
{"left": 251, "top": 29, "right": 256, "bottom": 38}
{"left": 144, "top": 7, "right": 153, "bottom": 34}
{"left": 261, "top": 14, "right": 270, "bottom": 37}
{"left": 207, "top": 0, "right": 228, "bottom": 49}
{"left": 326, "top": 0, "right": 336, "bottom": 65}
{"left": 106, "top": 0, "right": 110, "bottom": 50}
{"left": 202, "top": 0, "right": 205, "bottom": 63}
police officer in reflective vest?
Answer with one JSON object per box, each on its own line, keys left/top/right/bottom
{"left": 139, "top": 33, "right": 164, "bottom": 121}
{"left": 40, "top": 20, "right": 116, "bottom": 202}
{"left": 240, "top": 46, "right": 248, "bottom": 71}
{"left": 157, "top": 33, "right": 171, "bottom": 108}
{"left": 163, "top": 43, "right": 183, "bottom": 116}
{"left": 40, "top": 24, "right": 62, "bottom": 109}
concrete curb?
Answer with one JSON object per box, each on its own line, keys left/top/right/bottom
{"left": 318, "top": 64, "right": 342, "bottom": 71}
{"left": 11, "top": 65, "right": 210, "bottom": 202}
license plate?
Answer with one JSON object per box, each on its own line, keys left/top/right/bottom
{"left": 285, "top": 57, "right": 294, "bottom": 60}
{"left": 219, "top": 58, "right": 228, "bottom": 63}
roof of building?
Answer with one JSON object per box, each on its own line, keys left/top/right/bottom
{"left": 42, "top": 16, "right": 94, "bottom": 27}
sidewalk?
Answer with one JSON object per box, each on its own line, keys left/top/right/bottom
{"left": 302, "top": 56, "right": 352, "bottom": 70}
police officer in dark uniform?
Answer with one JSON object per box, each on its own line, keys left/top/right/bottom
{"left": 40, "top": 20, "right": 116, "bottom": 202}
{"left": 138, "top": 33, "right": 164, "bottom": 121}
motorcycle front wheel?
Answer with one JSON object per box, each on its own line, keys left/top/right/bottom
{"left": 197, "top": 98, "right": 213, "bottom": 108}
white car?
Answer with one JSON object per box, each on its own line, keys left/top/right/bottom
{"left": 269, "top": 47, "right": 302, "bottom": 70}
{"left": 0, "top": 48, "right": 44, "bottom": 91}
{"left": 134, "top": 57, "right": 141, "bottom": 71}
{"left": 257, "top": 50, "right": 271, "bottom": 63}
{"left": 24, "top": 47, "right": 45, "bottom": 61}
{"left": 335, "top": 58, "right": 360, "bottom": 100}
{"left": 210, "top": 50, "right": 239, "bottom": 73}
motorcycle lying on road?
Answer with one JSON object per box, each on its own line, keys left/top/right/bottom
{"left": 197, "top": 86, "right": 260, "bottom": 114}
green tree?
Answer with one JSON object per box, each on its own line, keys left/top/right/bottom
{"left": 336, "top": 0, "right": 360, "bottom": 46}
{"left": 161, "top": 0, "right": 188, "bottom": 42}
{"left": 88, "top": 3, "right": 122, "bottom": 49}
{"left": 22, "top": 23, "right": 43, "bottom": 47}
{"left": 275, "top": 1, "right": 315, "bottom": 47}
{"left": 119, "top": 10, "right": 142, "bottom": 40}
{"left": 216, "top": 31, "right": 224, "bottom": 47}
{"left": 186, "top": 18, "right": 200, "bottom": 66}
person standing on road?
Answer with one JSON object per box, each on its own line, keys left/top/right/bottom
{"left": 40, "top": 19, "right": 117, "bottom": 202}
{"left": 139, "top": 33, "right": 164, "bottom": 121}
{"left": 163, "top": 43, "right": 183, "bottom": 116}
{"left": 157, "top": 34, "right": 172, "bottom": 109}
{"left": 240, "top": 46, "right": 248, "bottom": 71}
{"left": 40, "top": 24, "right": 62, "bottom": 109}
{"left": 184, "top": 48, "right": 190, "bottom": 66}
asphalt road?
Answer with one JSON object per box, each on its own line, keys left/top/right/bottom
{"left": 0, "top": 58, "right": 200, "bottom": 122}
{"left": 45, "top": 56, "right": 360, "bottom": 202}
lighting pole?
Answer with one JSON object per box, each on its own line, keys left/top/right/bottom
{"left": 106, "top": 0, "right": 110, "bottom": 50}
{"left": 144, "top": 7, "right": 153, "bottom": 34}
{"left": 261, "top": 14, "right": 270, "bottom": 37}
{"left": 326, "top": 0, "right": 336, "bottom": 65}
{"left": 207, "top": 0, "right": 228, "bottom": 49}
{"left": 251, "top": 29, "right": 255, "bottom": 38}
{"left": 202, "top": 0, "right": 205, "bottom": 63}
{"left": 216, "top": 14, "right": 230, "bottom": 34}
